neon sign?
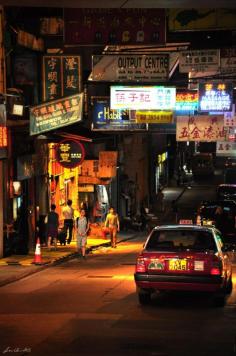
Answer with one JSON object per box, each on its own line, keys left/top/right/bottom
{"left": 175, "top": 90, "right": 198, "bottom": 112}
{"left": 110, "top": 86, "right": 176, "bottom": 110}
{"left": 199, "top": 82, "right": 232, "bottom": 112}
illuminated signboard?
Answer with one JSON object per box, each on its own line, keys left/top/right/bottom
{"left": 30, "top": 93, "right": 83, "bottom": 136}
{"left": 55, "top": 139, "right": 85, "bottom": 168}
{"left": 110, "top": 86, "right": 176, "bottom": 110}
{"left": 92, "top": 97, "right": 146, "bottom": 131}
{"left": 175, "top": 90, "right": 198, "bottom": 113}
{"left": 199, "top": 82, "right": 232, "bottom": 112}
{"left": 0, "top": 126, "right": 7, "bottom": 147}
{"left": 134, "top": 111, "right": 173, "bottom": 124}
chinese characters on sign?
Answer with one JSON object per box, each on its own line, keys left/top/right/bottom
{"left": 110, "top": 86, "right": 176, "bottom": 110}
{"left": 176, "top": 115, "right": 226, "bottom": 142}
{"left": 0, "top": 126, "right": 7, "bottom": 147}
{"left": 43, "top": 56, "right": 81, "bottom": 101}
{"left": 216, "top": 141, "right": 236, "bottom": 156}
{"left": 199, "top": 82, "right": 232, "bottom": 112}
{"left": 55, "top": 139, "right": 85, "bottom": 168}
{"left": 179, "top": 49, "right": 220, "bottom": 73}
{"left": 134, "top": 111, "right": 173, "bottom": 124}
{"left": 64, "top": 8, "right": 166, "bottom": 45}
{"left": 30, "top": 93, "right": 83, "bottom": 135}
{"left": 92, "top": 54, "right": 169, "bottom": 82}
{"left": 98, "top": 151, "right": 118, "bottom": 178}
{"left": 175, "top": 90, "right": 198, "bottom": 113}
{"left": 224, "top": 108, "right": 236, "bottom": 127}
{"left": 221, "top": 48, "right": 236, "bottom": 74}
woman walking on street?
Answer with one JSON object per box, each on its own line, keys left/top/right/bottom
{"left": 105, "top": 207, "right": 120, "bottom": 248}
{"left": 76, "top": 209, "right": 90, "bottom": 259}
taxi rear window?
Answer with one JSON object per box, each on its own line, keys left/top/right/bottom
{"left": 146, "top": 230, "right": 216, "bottom": 252}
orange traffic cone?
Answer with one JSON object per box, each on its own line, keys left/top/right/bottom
{"left": 33, "top": 238, "right": 43, "bottom": 264}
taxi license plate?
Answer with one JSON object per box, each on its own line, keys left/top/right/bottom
{"left": 169, "top": 259, "right": 187, "bottom": 271}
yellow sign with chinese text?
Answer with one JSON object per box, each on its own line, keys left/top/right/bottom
{"left": 135, "top": 111, "right": 173, "bottom": 124}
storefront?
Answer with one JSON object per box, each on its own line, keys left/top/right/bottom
{"left": 155, "top": 151, "right": 168, "bottom": 192}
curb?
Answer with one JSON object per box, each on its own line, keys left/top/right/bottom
{"left": 0, "top": 233, "right": 139, "bottom": 287}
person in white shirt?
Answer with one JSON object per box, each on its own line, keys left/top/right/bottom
{"left": 62, "top": 199, "right": 74, "bottom": 244}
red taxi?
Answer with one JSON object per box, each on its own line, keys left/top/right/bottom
{"left": 134, "top": 225, "right": 232, "bottom": 306}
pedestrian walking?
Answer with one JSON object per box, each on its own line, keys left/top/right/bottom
{"left": 76, "top": 209, "right": 90, "bottom": 258}
{"left": 46, "top": 204, "right": 59, "bottom": 250}
{"left": 105, "top": 207, "right": 120, "bottom": 248}
{"left": 62, "top": 199, "right": 74, "bottom": 244}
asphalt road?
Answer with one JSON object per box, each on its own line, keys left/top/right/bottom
{"left": 1, "top": 179, "right": 236, "bottom": 356}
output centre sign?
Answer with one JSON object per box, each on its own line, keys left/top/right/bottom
{"left": 92, "top": 54, "right": 169, "bottom": 82}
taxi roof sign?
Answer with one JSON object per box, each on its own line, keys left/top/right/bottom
{"left": 179, "top": 219, "right": 193, "bottom": 225}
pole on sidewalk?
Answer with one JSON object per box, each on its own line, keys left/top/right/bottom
{"left": 0, "top": 6, "right": 6, "bottom": 258}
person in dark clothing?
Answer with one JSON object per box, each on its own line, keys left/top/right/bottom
{"left": 140, "top": 204, "right": 147, "bottom": 231}
{"left": 214, "top": 206, "right": 225, "bottom": 234}
{"left": 46, "top": 204, "right": 59, "bottom": 250}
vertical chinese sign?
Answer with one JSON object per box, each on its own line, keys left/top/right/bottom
{"left": 43, "top": 56, "right": 81, "bottom": 101}
{"left": 0, "top": 126, "right": 7, "bottom": 147}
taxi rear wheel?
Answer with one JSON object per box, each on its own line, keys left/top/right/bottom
{"left": 225, "top": 277, "right": 233, "bottom": 294}
{"left": 138, "top": 292, "right": 151, "bottom": 305}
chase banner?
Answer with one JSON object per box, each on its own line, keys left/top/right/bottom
{"left": 91, "top": 97, "right": 146, "bottom": 131}
{"left": 30, "top": 93, "right": 83, "bottom": 136}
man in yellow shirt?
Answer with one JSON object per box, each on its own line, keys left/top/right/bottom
{"left": 105, "top": 207, "right": 120, "bottom": 248}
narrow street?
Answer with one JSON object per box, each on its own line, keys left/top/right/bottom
{"left": 0, "top": 230, "right": 236, "bottom": 356}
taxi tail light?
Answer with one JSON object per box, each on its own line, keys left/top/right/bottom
{"left": 135, "top": 256, "right": 146, "bottom": 273}
{"left": 210, "top": 256, "right": 222, "bottom": 276}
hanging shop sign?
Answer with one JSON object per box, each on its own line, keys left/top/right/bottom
{"left": 92, "top": 54, "right": 169, "bottom": 82}
{"left": 91, "top": 97, "right": 146, "bottom": 131}
{"left": 0, "top": 105, "right": 6, "bottom": 125}
{"left": 30, "top": 93, "right": 83, "bottom": 136}
{"left": 98, "top": 151, "right": 118, "bottom": 178}
{"left": 17, "top": 30, "right": 44, "bottom": 51}
{"left": 176, "top": 115, "right": 226, "bottom": 142}
{"left": 175, "top": 90, "right": 198, "bottom": 113}
{"left": 133, "top": 111, "right": 173, "bottom": 124}
{"left": 220, "top": 48, "right": 236, "bottom": 74}
{"left": 199, "top": 82, "right": 233, "bottom": 112}
{"left": 42, "top": 56, "right": 81, "bottom": 101}
{"left": 168, "top": 9, "right": 236, "bottom": 32}
{"left": 110, "top": 86, "right": 176, "bottom": 110}
{"left": 216, "top": 141, "right": 236, "bottom": 156}
{"left": 226, "top": 127, "right": 236, "bottom": 142}
{"left": 179, "top": 49, "right": 220, "bottom": 73}
{"left": 40, "top": 17, "right": 64, "bottom": 35}
{"left": 64, "top": 8, "right": 166, "bottom": 45}
{"left": 0, "top": 126, "right": 7, "bottom": 147}
{"left": 224, "top": 111, "right": 236, "bottom": 127}
{"left": 78, "top": 185, "right": 95, "bottom": 193}
{"left": 78, "top": 176, "right": 111, "bottom": 185}
{"left": 55, "top": 139, "right": 85, "bottom": 169}
{"left": 81, "top": 160, "right": 99, "bottom": 177}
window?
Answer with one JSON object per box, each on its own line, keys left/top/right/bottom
{"left": 146, "top": 229, "right": 216, "bottom": 251}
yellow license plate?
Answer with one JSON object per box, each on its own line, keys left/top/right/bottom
{"left": 169, "top": 259, "right": 187, "bottom": 271}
